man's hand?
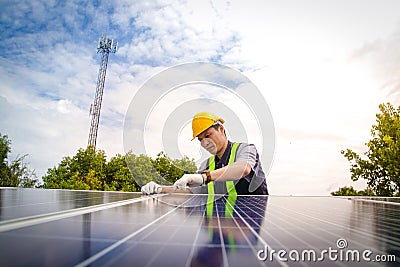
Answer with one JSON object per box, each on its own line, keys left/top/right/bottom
{"left": 173, "top": 174, "right": 204, "bottom": 190}
{"left": 141, "top": 181, "right": 162, "bottom": 195}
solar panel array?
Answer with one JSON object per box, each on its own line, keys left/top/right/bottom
{"left": 0, "top": 188, "right": 399, "bottom": 266}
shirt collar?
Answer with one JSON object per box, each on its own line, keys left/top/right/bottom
{"left": 215, "top": 140, "right": 232, "bottom": 166}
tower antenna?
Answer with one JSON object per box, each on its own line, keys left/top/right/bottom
{"left": 88, "top": 35, "right": 118, "bottom": 149}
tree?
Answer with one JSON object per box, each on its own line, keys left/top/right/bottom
{"left": 42, "top": 146, "right": 106, "bottom": 190}
{"left": 0, "top": 134, "right": 11, "bottom": 182}
{"left": 43, "top": 147, "right": 198, "bottom": 192}
{"left": 104, "top": 153, "right": 139, "bottom": 191}
{"left": 125, "top": 152, "right": 164, "bottom": 187}
{"left": 339, "top": 103, "right": 400, "bottom": 196}
{"left": 0, "top": 133, "right": 39, "bottom": 187}
{"left": 331, "top": 186, "right": 375, "bottom": 196}
{"left": 151, "top": 152, "right": 197, "bottom": 184}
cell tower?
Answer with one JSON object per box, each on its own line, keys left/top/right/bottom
{"left": 88, "top": 35, "right": 118, "bottom": 148}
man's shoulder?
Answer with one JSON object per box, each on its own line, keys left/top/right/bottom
{"left": 233, "top": 142, "right": 259, "bottom": 163}
{"left": 233, "top": 142, "right": 257, "bottom": 151}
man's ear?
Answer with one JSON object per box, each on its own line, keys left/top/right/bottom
{"left": 219, "top": 124, "right": 225, "bottom": 135}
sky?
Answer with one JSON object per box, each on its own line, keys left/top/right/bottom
{"left": 0, "top": 0, "right": 399, "bottom": 195}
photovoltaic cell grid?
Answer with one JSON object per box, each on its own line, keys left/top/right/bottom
{"left": 0, "top": 188, "right": 143, "bottom": 221}
{"left": 0, "top": 188, "right": 399, "bottom": 267}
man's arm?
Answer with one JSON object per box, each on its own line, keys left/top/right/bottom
{"left": 206, "top": 143, "right": 257, "bottom": 182}
{"left": 207, "top": 161, "right": 251, "bottom": 182}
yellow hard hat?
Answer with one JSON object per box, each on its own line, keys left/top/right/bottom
{"left": 192, "top": 112, "right": 225, "bottom": 139}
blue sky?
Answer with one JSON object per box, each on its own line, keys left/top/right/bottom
{"left": 1, "top": 0, "right": 399, "bottom": 195}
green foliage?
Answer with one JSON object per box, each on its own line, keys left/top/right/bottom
{"left": 151, "top": 152, "right": 197, "bottom": 184}
{"left": 331, "top": 186, "right": 375, "bottom": 196}
{"left": 105, "top": 153, "right": 138, "bottom": 191}
{"left": 125, "top": 152, "right": 163, "bottom": 186}
{"left": 43, "top": 147, "right": 197, "bottom": 192}
{"left": 0, "top": 134, "right": 11, "bottom": 182}
{"left": 0, "top": 133, "right": 39, "bottom": 188}
{"left": 339, "top": 103, "right": 400, "bottom": 196}
{"left": 43, "top": 146, "right": 107, "bottom": 190}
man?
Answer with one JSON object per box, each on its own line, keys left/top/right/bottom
{"left": 141, "top": 112, "right": 268, "bottom": 195}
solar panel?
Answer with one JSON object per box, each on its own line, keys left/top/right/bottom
{"left": 0, "top": 188, "right": 399, "bottom": 266}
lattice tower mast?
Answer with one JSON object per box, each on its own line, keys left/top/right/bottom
{"left": 88, "top": 35, "right": 118, "bottom": 148}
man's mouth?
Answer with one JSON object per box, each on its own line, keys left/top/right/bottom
{"left": 205, "top": 145, "right": 216, "bottom": 154}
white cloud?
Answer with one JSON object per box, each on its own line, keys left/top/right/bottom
{"left": 348, "top": 26, "right": 400, "bottom": 105}
{"left": 0, "top": 95, "right": 88, "bottom": 177}
{"left": 114, "top": 0, "right": 242, "bottom": 67}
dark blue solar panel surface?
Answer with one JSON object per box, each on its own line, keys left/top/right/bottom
{"left": 0, "top": 188, "right": 399, "bottom": 266}
{"left": 0, "top": 188, "right": 142, "bottom": 221}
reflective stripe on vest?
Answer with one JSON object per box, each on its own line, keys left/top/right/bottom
{"left": 207, "top": 142, "right": 239, "bottom": 195}
{"left": 205, "top": 144, "right": 239, "bottom": 252}
{"left": 205, "top": 189, "right": 238, "bottom": 253}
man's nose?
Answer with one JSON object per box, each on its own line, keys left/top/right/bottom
{"left": 201, "top": 139, "right": 214, "bottom": 149}
{"left": 201, "top": 139, "right": 209, "bottom": 147}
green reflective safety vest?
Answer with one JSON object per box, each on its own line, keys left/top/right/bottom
{"left": 207, "top": 142, "right": 239, "bottom": 196}
{"left": 206, "top": 182, "right": 238, "bottom": 253}
{"left": 205, "top": 142, "right": 239, "bottom": 253}
{"left": 205, "top": 195, "right": 238, "bottom": 253}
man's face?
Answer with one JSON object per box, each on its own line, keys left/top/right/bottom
{"left": 197, "top": 125, "right": 226, "bottom": 155}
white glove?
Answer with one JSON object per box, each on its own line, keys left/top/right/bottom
{"left": 173, "top": 174, "right": 204, "bottom": 190}
{"left": 141, "top": 181, "right": 162, "bottom": 195}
